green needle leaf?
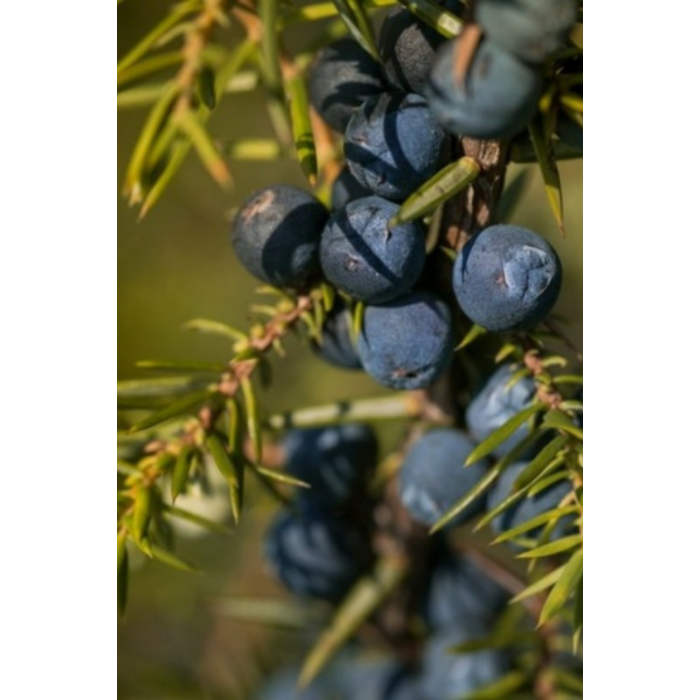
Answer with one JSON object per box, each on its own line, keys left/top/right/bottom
{"left": 171, "top": 446, "right": 195, "bottom": 502}
{"left": 539, "top": 549, "right": 583, "bottom": 626}
{"left": 214, "top": 598, "right": 329, "bottom": 629}
{"left": 466, "top": 403, "right": 546, "bottom": 466}
{"left": 560, "top": 93, "right": 583, "bottom": 114}
{"left": 493, "top": 506, "right": 579, "bottom": 544}
{"left": 390, "top": 157, "right": 480, "bottom": 226}
{"left": 255, "top": 466, "right": 311, "bottom": 489}
{"left": 430, "top": 467, "right": 504, "bottom": 535}
{"left": 513, "top": 435, "right": 569, "bottom": 490}
{"left": 206, "top": 434, "right": 238, "bottom": 485}
{"left": 352, "top": 301, "right": 364, "bottom": 340}
{"left": 321, "top": 283, "right": 336, "bottom": 313}
{"left": 177, "top": 110, "right": 232, "bottom": 187}
{"left": 127, "top": 390, "right": 213, "bottom": 434}
{"left": 135, "top": 360, "right": 228, "bottom": 373}
{"left": 117, "top": 5, "right": 195, "bottom": 77}
{"left": 260, "top": 0, "right": 284, "bottom": 95}
{"left": 182, "top": 318, "right": 248, "bottom": 342}
{"left": 123, "top": 84, "right": 179, "bottom": 201}
{"left": 229, "top": 480, "right": 243, "bottom": 525}
{"left": 455, "top": 324, "right": 487, "bottom": 352}
{"left": 287, "top": 74, "right": 318, "bottom": 184}
{"left": 299, "top": 557, "right": 408, "bottom": 688}
{"left": 241, "top": 378, "right": 262, "bottom": 463}
{"left": 517, "top": 534, "right": 583, "bottom": 559}
{"left": 117, "top": 52, "right": 183, "bottom": 89}
{"left": 150, "top": 544, "right": 199, "bottom": 573}
{"left": 330, "top": 0, "right": 380, "bottom": 59}
{"left": 465, "top": 670, "right": 531, "bottom": 699}
{"left": 139, "top": 138, "right": 191, "bottom": 218}
{"left": 475, "top": 455, "right": 565, "bottom": 532}
{"left": 397, "top": 0, "right": 463, "bottom": 38}
{"left": 529, "top": 117, "right": 565, "bottom": 235}
{"left": 510, "top": 565, "right": 565, "bottom": 604}
{"left": 542, "top": 410, "right": 583, "bottom": 439}
{"left": 163, "top": 504, "right": 235, "bottom": 536}
{"left": 131, "top": 487, "right": 154, "bottom": 545}
{"left": 117, "top": 376, "right": 213, "bottom": 399}
{"left": 206, "top": 433, "right": 243, "bottom": 523}
{"left": 196, "top": 66, "right": 217, "bottom": 110}
{"left": 266, "top": 394, "right": 422, "bottom": 430}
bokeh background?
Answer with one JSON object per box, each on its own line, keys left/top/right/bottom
{"left": 118, "top": 3, "right": 582, "bottom": 697}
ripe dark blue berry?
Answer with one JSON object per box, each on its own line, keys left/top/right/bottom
{"left": 398, "top": 429, "right": 490, "bottom": 527}
{"left": 476, "top": 0, "right": 578, "bottom": 64}
{"left": 308, "top": 39, "right": 387, "bottom": 133}
{"left": 283, "top": 424, "right": 378, "bottom": 506}
{"left": 379, "top": 7, "right": 450, "bottom": 95}
{"left": 264, "top": 508, "right": 371, "bottom": 602}
{"left": 488, "top": 461, "right": 575, "bottom": 541}
{"left": 453, "top": 225, "right": 562, "bottom": 333}
{"left": 312, "top": 302, "right": 362, "bottom": 370}
{"left": 426, "top": 551, "right": 509, "bottom": 629}
{"left": 320, "top": 196, "right": 426, "bottom": 304}
{"left": 426, "top": 39, "right": 542, "bottom": 139}
{"left": 466, "top": 364, "right": 537, "bottom": 459}
{"left": 344, "top": 93, "right": 447, "bottom": 202}
{"left": 331, "top": 166, "right": 372, "bottom": 211}
{"left": 231, "top": 185, "right": 327, "bottom": 288}
{"left": 420, "top": 625, "right": 511, "bottom": 699}
{"left": 357, "top": 290, "right": 454, "bottom": 390}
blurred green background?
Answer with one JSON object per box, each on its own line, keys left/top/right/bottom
{"left": 118, "top": 3, "right": 582, "bottom": 697}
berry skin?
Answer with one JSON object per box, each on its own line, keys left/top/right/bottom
{"left": 398, "top": 429, "right": 490, "bottom": 527}
{"left": 344, "top": 93, "right": 447, "bottom": 202}
{"left": 453, "top": 225, "right": 562, "bottom": 333}
{"left": 426, "top": 550, "right": 509, "bottom": 629}
{"left": 283, "top": 424, "right": 378, "bottom": 506}
{"left": 231, "top": 185, "right": 327, "bottom": 288}
{"left": 320, "top": 196, "right": 426, "bottom": 304}
{"left": 420, "top": 624, "right": 512, "bottom": 699}
{"left": 308, "top": 38, "right": 387, "bottom": 134}
{"left": 379, "top": 7, "right": 448, "bottom": 95}
{"left": 488, "top": 461, "right": 575, "bottom": 541}
{"left": 357, "top": 290, "right": 454, "bottom": 391}
{"left": 264, "top": 508, "right": 372, "bottom": 603}
{"left": 466, "top": 364, "right": 537, "bottom": 459}
{"left": 312, "top": 302, "right": 362, "bottom": 370}
{"left": 331, "top": 166, "right": 373, "bottom": 211}
{"left": 476, "top": 0, "right": 578, "bottom": 64}
{"left": 425, "top": 39, "right": 542, "bottom": 139}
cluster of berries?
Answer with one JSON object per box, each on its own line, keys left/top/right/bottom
{"left": 261, "top": 422, "right": 515, "bottom": 699}
{"left": 259, "top": 364, "right": 581, "bottom": 698}
{"left": 399, "top": 363, "right": 578, "bottom": 541}
{"left": 229, "top": 3, "right": 582, "bottom": 695}
{"left": 231, "top": 1, "right": 576, "bottom": 393}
